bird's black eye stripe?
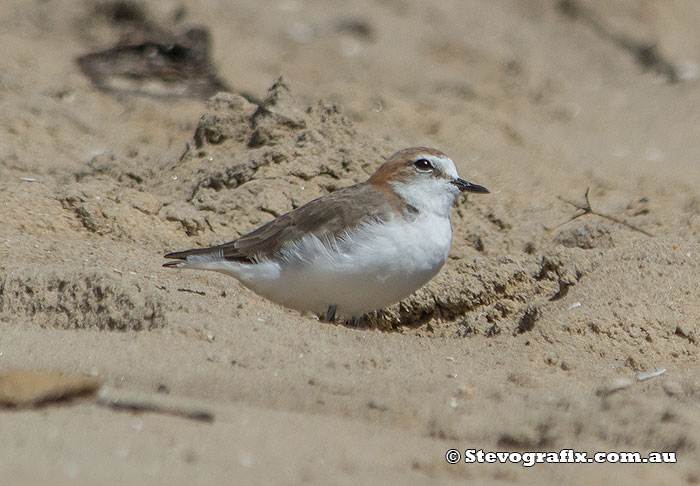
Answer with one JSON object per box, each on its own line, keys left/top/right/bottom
{"left": 414, "top": 158, "right": 433, "bottom": 171}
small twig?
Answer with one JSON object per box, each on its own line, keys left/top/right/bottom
{"left": 96, "top": 391, "right": 214, "bottom": 422}
{"left": 179, "top": 142, "right": 191, "bottom": 161}
{"left": 177, "top": 288, "right": 206, "bottom": 296}
{"left": 204, "top": 216, "right": 214, "bottom": 233}
{"left": 547, "top": 187, "right": 654, "bottom": 236}
{"left": 185, "top": 181, "right": 202, "bottom": 203}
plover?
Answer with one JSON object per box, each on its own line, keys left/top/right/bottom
{"left": 164, "top": 147, "right": 488, "bottom": 321}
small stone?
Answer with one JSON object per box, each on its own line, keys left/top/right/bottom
{"left": 560, "top": 360, "right": 574, "bottom": 371}
{"left": 455, "top": 386, "right": 474, "bottom": 399}
{"left": 367, "top": 399, "right": 388, "bottom": 411}
{"left": 662, "top": 380, "right": 684, "bottom": 397}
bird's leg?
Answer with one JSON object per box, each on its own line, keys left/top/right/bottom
{"left": 323, "top": 304, "right": 337, "bottom": 323}
{"left": 345, "top": 315, "right": 362, "bottom": 327}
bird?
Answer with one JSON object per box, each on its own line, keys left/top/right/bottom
{"left": 163, "top": 147, "right": 488, "bottom": 323}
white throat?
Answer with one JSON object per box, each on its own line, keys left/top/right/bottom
{"left": 389, "top": 178, "right": 459, "bottom": 217}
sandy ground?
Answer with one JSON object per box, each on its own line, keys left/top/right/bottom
{"left": 1, "top": 0, "right": 699, "bottom": 484}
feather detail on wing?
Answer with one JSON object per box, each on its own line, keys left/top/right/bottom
{"left": 163, "top": 181, "right": 416, "bottom": 266}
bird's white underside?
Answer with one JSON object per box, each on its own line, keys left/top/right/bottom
{"left": 178, "top": 210, "right": 453, "bottom": 318}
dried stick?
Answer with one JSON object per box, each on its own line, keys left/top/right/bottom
{"left": 96, "top": 391, "right": 214, "bottom": 423}
{"left": 547, "top": 187, "right": 654, "bottom": 237}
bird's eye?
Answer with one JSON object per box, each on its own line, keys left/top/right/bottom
{"left": 414, "top": 158, "right": 433, "bottom": 172}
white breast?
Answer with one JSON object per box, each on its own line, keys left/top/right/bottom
{"left": 219, "top": 212, "right": 454, "bottom": 318}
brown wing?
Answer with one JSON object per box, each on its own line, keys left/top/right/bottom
{"left": 163, "top": 182, "right": 414, "bottom": 264}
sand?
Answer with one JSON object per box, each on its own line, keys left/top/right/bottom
{"left": 1, "top": 0, "right": 699, "bottom": 484}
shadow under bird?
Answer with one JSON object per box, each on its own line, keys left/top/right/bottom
{"left": 164, "top": 147, "right": 488, "bottom": 322}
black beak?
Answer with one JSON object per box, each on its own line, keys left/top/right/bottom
{"left": 452, "top": 178, "right": 489, "bottom": 194}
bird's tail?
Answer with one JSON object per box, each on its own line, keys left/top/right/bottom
{"left": 163, "top": 247, "right": 225, "bottom": 268}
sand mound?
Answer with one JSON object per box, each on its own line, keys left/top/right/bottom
{"left": 154, "top": 78, "right": 396, "bottom": 242}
